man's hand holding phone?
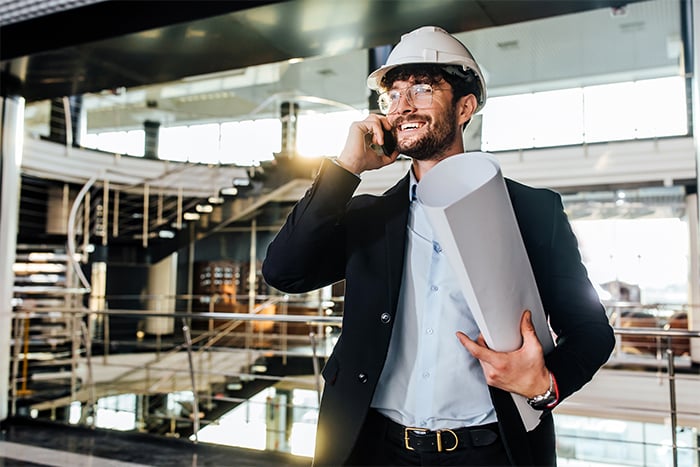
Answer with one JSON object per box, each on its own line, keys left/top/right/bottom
{"left": 369, "top": 128, "right": 397, "bottom": 156}
{"left": 336, "top": 114, "right": 400, "bottom": 175}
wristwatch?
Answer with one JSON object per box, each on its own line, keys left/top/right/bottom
{"left": 527, "top": 371, "right": 559, "bottom": 410}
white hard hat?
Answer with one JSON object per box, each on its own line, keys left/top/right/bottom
{"left": 367, "top": 26, "right": 487, "bottom": 112}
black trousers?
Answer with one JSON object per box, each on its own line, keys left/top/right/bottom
{"left": 345, "top": 409, "right": 512, "bottom": 466}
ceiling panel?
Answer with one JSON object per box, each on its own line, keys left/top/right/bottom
{"left": 1, "top": 0, "right": 646, "bottom": 102}
{"left": 457, "top": 0, "right": 682, "bottom": 94}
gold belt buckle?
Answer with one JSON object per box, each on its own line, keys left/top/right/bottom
{"left": 404, "top": 427, "right": 428, "bottom": 450}
{"left": 404, "top": 427, "right": 459, "bottom": 452}
{"left": 436, "top": 428, "right": 458, "bottom": 452}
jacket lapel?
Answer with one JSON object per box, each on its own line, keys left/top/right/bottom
{"left": 383, "top": 173, "right": 410, "bottom": 314}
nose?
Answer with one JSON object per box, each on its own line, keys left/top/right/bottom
{"left": 392, "top": 91, "right": 415, "bottom": 115}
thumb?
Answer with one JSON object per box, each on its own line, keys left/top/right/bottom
{"left": 520, "top": 309, "right": 538, "bottom": 341}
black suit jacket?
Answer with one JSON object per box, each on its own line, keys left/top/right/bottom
{"left": 262, "top": 158, "right": 615, "bottom": 466}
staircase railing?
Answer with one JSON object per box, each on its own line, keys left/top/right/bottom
{"left": 8, "top": 294, "right": 342, "bottom": 431}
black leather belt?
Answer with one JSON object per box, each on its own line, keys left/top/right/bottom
{"left": 384, "top": 416, "right": 499, "bottom": 453}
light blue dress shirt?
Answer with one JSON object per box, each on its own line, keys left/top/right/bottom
{"left": 371, "top": 170, "right": 498, "bottom": 430}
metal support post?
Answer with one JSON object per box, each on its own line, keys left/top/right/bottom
{"left": 182, "top": 318, "right": 200, "bottom": 442}
{"left": 666, "top": 347, "right": 678, "bottom": 467}
{"left": 143, "top": 183, "right": 150, "bottom": 248}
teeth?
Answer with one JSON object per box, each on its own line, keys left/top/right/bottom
{"left": 401, "top": 123, "right": 421, "bottom": 131}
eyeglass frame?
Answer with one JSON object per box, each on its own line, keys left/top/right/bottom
{"left": 377, "top": 83, "right": 446, "bottom": 115}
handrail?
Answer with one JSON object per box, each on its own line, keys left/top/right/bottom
{"left": 7, "top": 301, "right": 697, "bottom": 465}
{"left": 614, "top": 327, "right": 700, "bottom": 338}
{"left": 67, "top": 173, "right": 98, "bottom": 292}
{"left": 610, "top": 327, "right": 698, "bottom": 467}
{"left": 138, "top": 297, "right": 291, "bottom": 415}
{"left": 12, "top": 307, "right": 343, "bottom": 324}
{"left": 9, "top": 301, "right": 340, "bottom": 421}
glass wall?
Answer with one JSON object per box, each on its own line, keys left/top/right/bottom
{"left": 481, "top": 76, "right": 687, "bottom": 152}
{"left": 571, "top": 216, "right": 689, "bottom": 305}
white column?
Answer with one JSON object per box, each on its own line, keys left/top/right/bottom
{"left": 690, "top": 0, "right": 700, "bottom": 365}
{"left": 687, "top": 194, "right": 700, "bottom": 363}
{"left": 0, "top": 95, "right": 25, "bottom": 421}
{"left": 265, "top": 392, "right": 288, "bottom": 452}
{"left": 145, "top": 253, "right": 178, "bottom": 335}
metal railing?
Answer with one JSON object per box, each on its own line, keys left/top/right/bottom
{"left": 7, "top": 295, "right": 699, "bottom": 465}
{"left": 9, "top": 293, "right": 341, "bottom": 433}
{"left": 611, "top": 326, "right": 699, "bottom": 467}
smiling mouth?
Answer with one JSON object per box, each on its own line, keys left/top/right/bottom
{"left": 399, "top": 122, "right": 425, "bottom": 131}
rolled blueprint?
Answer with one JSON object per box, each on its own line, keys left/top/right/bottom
{"left": 417, "top": 152, "right": 554, "bottom": 431}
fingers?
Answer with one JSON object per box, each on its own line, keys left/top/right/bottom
{"left": 364, "top": 119, "right": 395, "bottom": 153}
{"left": 456, "top": 331, "right": 491, "bottom": 360}
{"left": 455, "top": 331, "right": 473, "bottom": 349}
{"left": 456, "top": 310, "right": 548, "bottom": 395}
{"left": 339, "top": 114, "right": 397, "bottom": 173}
{"left": 359, "top": 114, "right": 389, "bottom": 142}
{"left": 457, "top": 331, "right": 499, "bottom": 386}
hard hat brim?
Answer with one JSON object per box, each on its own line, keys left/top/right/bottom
{"left": 366, "top": 64, "right": 396, "bottom": 91}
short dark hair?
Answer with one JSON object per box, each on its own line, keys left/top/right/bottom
{"left": 379, "top": 63, "right": 482, "bottom": 106}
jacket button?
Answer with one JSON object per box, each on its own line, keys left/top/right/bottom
{"left": 380, "top": 312, "right": 391, "bottom": 324}
{"left": 357, "top": 373, "right": 368, "bottom": 383}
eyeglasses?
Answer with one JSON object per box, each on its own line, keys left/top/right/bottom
{"left": 377, "top": 83, "right": 436, "bottom": 115}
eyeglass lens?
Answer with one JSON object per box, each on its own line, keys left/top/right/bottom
{"left": 378, "top": 84, "right": 433, "bottom": 115}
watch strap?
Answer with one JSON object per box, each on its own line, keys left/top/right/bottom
{"left": 527, "top": 371, "right": 559, "bottom": 410}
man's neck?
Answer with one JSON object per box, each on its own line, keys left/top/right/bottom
{"left": 411, "top": 149, "right": 465, "bottom": 181}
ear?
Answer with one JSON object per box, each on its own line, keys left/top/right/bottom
{"left": 456, "top": 94, "right": 478, "bottom": 128}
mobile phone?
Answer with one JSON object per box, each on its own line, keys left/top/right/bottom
{"left": 380, "top": 128, "right": 397, "bottom": 156}
{"left": 368, "top": 128, "right": 397, "bottom": 156}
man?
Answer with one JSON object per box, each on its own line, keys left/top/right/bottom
{"left": 262, "top": 26, "right": 614, "bottom": 466}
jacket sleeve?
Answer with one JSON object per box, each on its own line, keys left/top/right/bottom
{"left": 262, "top": 158, "right": 361, "bottom": 294}
{"left": 538, "top": 191, "right": 615, "bottom": 402}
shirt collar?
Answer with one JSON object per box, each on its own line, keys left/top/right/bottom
{"left": 409, "top": 167, "right": 418, "bottom": 202}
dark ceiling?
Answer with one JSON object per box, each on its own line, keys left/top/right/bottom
{"left": 1, "top": 0, "right": 637, "bottom": 103}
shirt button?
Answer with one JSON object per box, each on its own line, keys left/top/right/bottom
{"left": 357, "top": 373, "right": 368, "bottom": 383}
{"left": 422, "top": 371, "right": 430, "bottom": 379}
{"left": 426, "top": 328, "right": 433, "bottom": 335}
{"left": 430, "top": 285, "right": 438, "bottom": 292}
{"left": 380, "top": 312, "right": 391, "bottom": 324}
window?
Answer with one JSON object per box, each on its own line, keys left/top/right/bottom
{"left": 481, "top": 76, "right": 687, "bottom": 151}
{"left": 571, "top": 216, "right": 688, "bottom": 304}
{"left": 296, "top": 109, "right": 367, "bottom": 158}
{"left": 83, "top": 130, "right": 145, "bottom": 157}
{"left": 220, "top": 119, "right": 281, "bottom": 165}
{"left": 584, "top": 82, "right": 638, "bottom": 142}
{"left": 84, "top": 76, "right": 688, "bottom": 163}
{"left": 184, "top": 123, "right": 221, "bottom": 163}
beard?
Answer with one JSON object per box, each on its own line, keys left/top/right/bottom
{"left": 396, "top": 104, "right": 459, "bottom": 161}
